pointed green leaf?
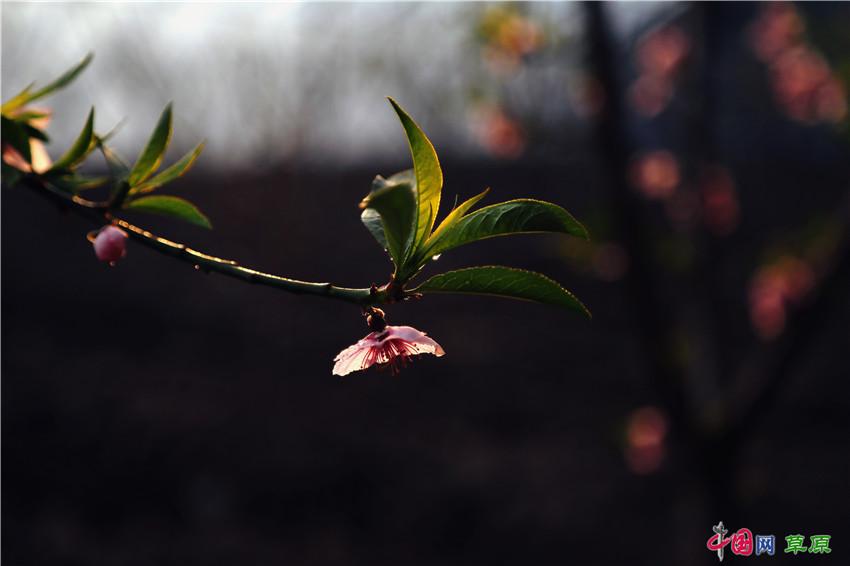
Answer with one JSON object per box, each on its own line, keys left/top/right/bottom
{"left": 72, "top": 175, "right": 110, "bottom": 191}
{"left": 361, "top": 176, "right": 391, "bottom": 253}
{"left": 27, "top": 53, "right": 94, "bottom": 103}
{"left": 124, "top": 195, "right": 211, "bottom": 229}
{"left": 96, "top": 139, "right": 130, "bottom": 180}
{"left": 48, "top": 174, "right": 109, "bottom": 193}
{"left": 418, "top": 188, "right": 490, "bottom": 262}
{"left": 48, "top": 107, "right": 95, "bottom": 172}
{"left": 12, "top": 110, "right": 50, "bottom": 122}
{"left": 1, "top": 116, "right": 31, "bottom": 164}
{"left": 22, "top": 123, "right": 49, "bottom": 142}
{"left": 130, "top": 141, "right": 204, "bottom": 195}
{"left": 361, "top": 208, "right": 390, "bottom": 253}
{"left": 359, "top": 170, "right": 416, "bottom": 267}
{"left": 387, "top": 98, "right": 443, "bottom": 260}
{"left": 129, "top": 103, "right": 173, "bottom": 186}
{"left": 415, "top": 265, "right": 590, "bottom": 316}
{"left": 1, "top": 83, "right": 35, "bottom": 116}
{"left": 99, "top": 118, "right": 127, "bottom": 143}
{"left": 95, "top": 141, "right": 133, "bottom": 204}
{"left": 424, "top": 199, "right": 589, "bottom": 260}
{"left": 1, "top": 54, "right": 93, "bottom": 114}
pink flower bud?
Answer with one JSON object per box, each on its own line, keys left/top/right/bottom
{"left": 92, "top": 225, "right": 128, "bottom": 264}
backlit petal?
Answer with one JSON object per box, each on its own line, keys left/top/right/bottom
{"left": 388, "top": 325, "right": 445, "bottom": 356}
{"left": 333, "top": 342, "right": 375, "bottom": 376}
{"left": 332, "top": 325, "right": 445, "bottom": 376}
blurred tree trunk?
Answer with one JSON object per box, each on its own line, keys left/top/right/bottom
{"left": 584, "top": 4, "right": 850, "bottom": 564}
{"left": 583, "top": 4, "right": 733, "bottom": 564}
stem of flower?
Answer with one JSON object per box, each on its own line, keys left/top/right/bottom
{"left": 17, "top": 174, "right": 383, "bottom": 306}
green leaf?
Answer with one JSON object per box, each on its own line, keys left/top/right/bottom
{"left": 130, "top": 141, "right": 204, "bottom": 195}
{"left": 22, "top": 123, "right": 49, "bottom": 142}
{"left": 1, "top": 116, "right": 31, "bottom": 164}
{"left": 361, "top": 176, "right": 391, "bottom": 253}
{"left": 27, "top": 53, "right": 93, "bottom": 103}
{"left": 423, "top": 199, "right": 589, "bottom": 260}
{"left": 96, "top": 139, "right": 130, "bottom": 179}
{"left": 359, "top": 170, "right": 416, "bottom": 267}
{"left": 361, "top": 207, "right": 390, "bottom": 253}
{"left": 124, "top": 195, "right": 211, "bottom": 229}
{"left": 99, "top": 118, "right": 127, "bottom": 143}
{"left": 129, "top": 103, "right": 173, "bottom": 186}
{"left": 48, "top": 107, "right": 95, "bottom": 172}
{"left": 72, "top": 175, "right": 110, "bottom": 190}
{"left": 415, "top": 265, "right": 590, "bottom": 316}
{"left": 1, "top": 83, "right": 35, "bottom": 116}
{"left": 12, "top": 110, "right": 50, "bottom": 122}
{"left": 1, "top": 53, "right": 93, "bottom": 114}
{"left": 387, "top": 97, "right": 443, "bottom": 261}
{"left": 419, "top": 188, "right": 490, "bottom": 261}
{"left": 94, "top": 140, "right": 133, "bottom": 203}
{"left": 48, "top": 174, "right": 109, "bottom": 193}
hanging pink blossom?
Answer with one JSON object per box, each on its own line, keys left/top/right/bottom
{"left": 333, "top": 324, "right": 445, "bottom": 376}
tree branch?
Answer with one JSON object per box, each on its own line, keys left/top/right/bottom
{"left": 584, "top": 3, "right": 691, "bottom": 430}
{"left": 16, "top": 173, "right": 383, "bottom": 307}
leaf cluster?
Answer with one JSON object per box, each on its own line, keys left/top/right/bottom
{"left": 2, "top": 54, "right": 210, "bottom": 229}
{"left": 360, "top": 98, "right": 590, "bottom": 316}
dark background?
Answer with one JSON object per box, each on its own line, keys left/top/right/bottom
{"left": 3, "top": 3, "right": 850, "bottom": 565}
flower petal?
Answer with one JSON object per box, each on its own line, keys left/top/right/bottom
{"left": 387, "top": 325, "right": 446, "bottom": 356}
{"left": 30, "top": 139, "right": 52, "bottom": 174}
{"left": 332, "top": 343, "right": 373, "bottom": 376}
{"left": 332, "top": 326, "right": 445, "bottom": 376}
{"left": 332, "top": 331, "right": 385, "bottom": 376}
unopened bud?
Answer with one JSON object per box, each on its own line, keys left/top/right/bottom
{"left": 91, "top": 225, "right": 128, "bottom": 264}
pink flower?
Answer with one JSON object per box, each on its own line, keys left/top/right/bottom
{"left": 91, "top": 225, "right": 128, "bottom": 264}
{"left": 333, "top": 324, "right": 445, "bottom": 376}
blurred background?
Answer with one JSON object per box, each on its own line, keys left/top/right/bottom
{"left": 3, "top": 2, "right": 849, "bottom": 564}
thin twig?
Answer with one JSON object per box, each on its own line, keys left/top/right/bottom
{"left": 17, "top": 173, "right": 383, "bottom": 306}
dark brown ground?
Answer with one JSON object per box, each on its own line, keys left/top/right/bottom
{"left": 3, "top": 151, "right": 849, "bottom": 564}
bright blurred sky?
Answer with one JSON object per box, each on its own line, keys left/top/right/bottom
{"left": 2, "top": 2, "right": 668, "bottom": 170}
